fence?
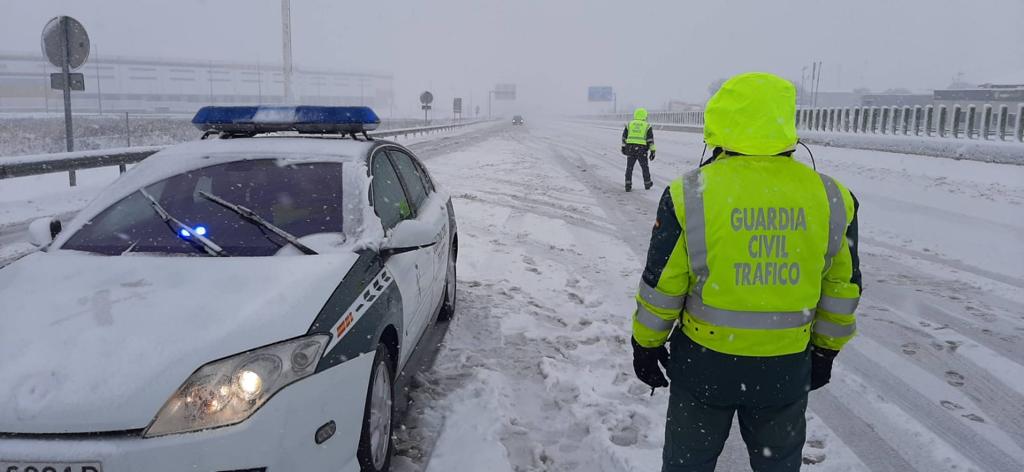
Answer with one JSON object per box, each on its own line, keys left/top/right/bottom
{"left": 795, "top": 104, "right": 1024, "bottom": 142}
{"left": 583, "top": 103, "right": 1024, "bottom": 143}
{"left": 0, "top": 120, "right": 488, "bottom": 184}
{"left": 586, "top": 111, "right": 705, "bottom": 127}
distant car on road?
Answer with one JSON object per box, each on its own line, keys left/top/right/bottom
{"left": 0, "top": 106, "right": 458, "bottom": 472}
{"left": 512, "top": 115, "right": 525, "bottom": 126}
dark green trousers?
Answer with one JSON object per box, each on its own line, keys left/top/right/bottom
{"left": 663, "top": 331, "right": 810, "bottom": 472}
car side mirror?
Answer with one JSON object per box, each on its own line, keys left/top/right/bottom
{"left": 381, "top": 219, "right": 438, "bottom": 257}
{"left": 28, "top": 216, "right": 62, "bottom": 248}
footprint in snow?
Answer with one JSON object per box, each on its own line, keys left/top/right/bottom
{"left": 945, "top": 370, "right": 966, "bottom": 387}
{"left": 962, "top": 413, "right": 986, "bottom": 423}
{"left": 940, "top": 400, "right": 964, "bottom": 411}
{"left": 901, "top": 342, "right": 919, "bottom": 355}
{"left": 802, "top": 452, "right": 827, "bottom": 465}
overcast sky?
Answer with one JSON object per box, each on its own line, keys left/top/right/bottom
{"left": 2, "top": 0, "right": 1022, "bottom": 116}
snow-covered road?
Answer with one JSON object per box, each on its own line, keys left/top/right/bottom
{"left": 395, "top": 121, "right": 1024, "bottom": 472}
{"left": 1, "top": 120, "right": 1022, "bottom": 471}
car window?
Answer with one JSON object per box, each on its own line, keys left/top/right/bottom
{"left": 387, "top": 149, "right": 429, "bottom": 210}
{"left": 61, "top": 160, "right": 344, "bottom": 256}
{"left": 371, "top": 152, "right": 412, "bottom": 230}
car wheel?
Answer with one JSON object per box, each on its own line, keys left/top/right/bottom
{"left": 357, "top": 344, "right": 395, "bottom": 472}
{"left": 438, "top": 241, "right": 457, "bottom": 321}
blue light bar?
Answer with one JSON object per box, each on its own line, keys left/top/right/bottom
{"left": 192, "top": 106, "right": 381, "bottom": 135}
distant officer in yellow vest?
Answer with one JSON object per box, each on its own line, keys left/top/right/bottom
{"left": 622, "top": 107, "right": 656, "bottom": 191}
{"left": 629, "top": 72, "right": 861, "bottom": 472}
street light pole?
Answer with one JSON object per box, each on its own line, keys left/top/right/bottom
{"left": 256, "top": 59, "right": 263, "bottom": 103}
{"left": 94, "top": 43, "right": 102, "bottom": 115}
{"left": 488, "top": 90, "right": 494, "bottom": 119}
{"left": 281, "top": 0, "right": 294, "bottom": 103}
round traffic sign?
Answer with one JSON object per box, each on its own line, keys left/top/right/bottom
{"left": 41, "top": 16, "right": 90, "bottom": 70}
{"left": 420, "top": 91, "right": 434, "bottom": 105}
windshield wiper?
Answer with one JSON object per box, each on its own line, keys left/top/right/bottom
{"left": 139, "top": 189, "right": 229, "bottom": 257}
{"left": 198, "top": 191, "right": 318, "bottom": 255}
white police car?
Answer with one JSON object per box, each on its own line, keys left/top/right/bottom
{"left": 0, "top": 106, "right": 457, "bottom": 472}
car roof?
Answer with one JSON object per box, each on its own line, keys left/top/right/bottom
{"left": 160, "top": 136, "right": 377, "bottom": 161}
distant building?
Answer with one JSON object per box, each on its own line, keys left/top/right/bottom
{"left": 932, "top": 72, "right": 1024, "bottom": 124}
{"left": 666, "top": 100, "right": 702, "bottom": 112}
{"left": 799, "top": 91, "right": 863, "bottom": 108}
{"left": 0, "top": 52, "right": 394, "bottom": 115}
{"left": 860, "top": 93, "right": 933, "bottom": 107}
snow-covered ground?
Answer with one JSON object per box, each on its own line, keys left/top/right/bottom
{"left": 1, "top": 120, "right": 1022, "bottom": 471}
{"left": 392, "top": 121, "right": 1024, "bottom": 472}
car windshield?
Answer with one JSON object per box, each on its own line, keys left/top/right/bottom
{"left": 61, "top": 159, "right": 345, "bottom": 256}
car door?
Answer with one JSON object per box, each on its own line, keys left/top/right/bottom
{"left": 387, "top": 148, "right": 448, "bottom": 317}
{"left": 369, "top": 150, "right": 433, "bottom": 366}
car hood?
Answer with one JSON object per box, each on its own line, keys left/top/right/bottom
{"left": 0, "top": 251, "right": 357, "bottom": 434}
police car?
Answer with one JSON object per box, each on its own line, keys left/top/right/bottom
{"left": 0, "top": 106, "right": 457, "bottom": 472}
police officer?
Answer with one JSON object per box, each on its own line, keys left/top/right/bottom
{"left": 622, "top": 107, "right": 656, "bottom": 191}
{"left": 629, "top": 72, "right": 861, "bottom": 472}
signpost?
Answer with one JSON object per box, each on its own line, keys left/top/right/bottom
{"left": 494, "top": 84, "right": 517, "bottom": 100}
{"left": 420, "top": 91, "right": 434, "bottom": 124}
{"left": 489, "top": 83, "right": 516, "bottom": 119}
{"left": 453, "top": 97, "right": 463, "bottom": 121}
{"left": 588, "top": 86, "right": 616, "bottom": 112}
{"left": 41, "top": 15, "right": 90, "bottom": 186}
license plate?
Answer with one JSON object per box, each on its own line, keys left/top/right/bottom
{"left": 0, "top": 461, "right": 101, "bottom": 472}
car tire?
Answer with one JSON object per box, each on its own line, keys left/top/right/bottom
{"left": 357, "top": 344, "right": 395, "bottom": 472}
{"left": 438, "top": 241, "right": 457, "bottom": 321}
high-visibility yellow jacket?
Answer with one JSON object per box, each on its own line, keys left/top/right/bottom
{"left": 631, "top": 73, "right": 861, "bottom": 357}
{"left": 623, "top": 108, "right": 656, "bottom": 151}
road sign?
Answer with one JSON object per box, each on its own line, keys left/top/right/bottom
{"left": 588, "top": 86, "right": 614, "bottom": 102}
{"left": 41, "top": 16, "right": 90, "bottom": 70}
{"left": 420, "top": 91, "right": 434, "bottom": 105}
{"left": 50, "top": 72, "right": 85, "bottom": 91}
{"left": 41, "top": 15, "right": 90, "bottom": 186}
{"left": 453, "top": 97, "right": 463, "bottom": 114}
{"left": 494, "top": 84, "right": 516, "bottom": 100}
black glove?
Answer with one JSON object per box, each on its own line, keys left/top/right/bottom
{"left": 648, "top": 150, "right": 656, "bottom": 161}
{"left": 621, "top": 145, "right": 628, "bottom": 156}
{"left": 632, "top": 337, "right": 670, "bottom": 390}
{"left": 810, "top": 346, "right": 839, "bottom": 391}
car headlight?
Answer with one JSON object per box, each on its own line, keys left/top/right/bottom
{"left": 143, "top": 334, "right": 329, "bottom": 438}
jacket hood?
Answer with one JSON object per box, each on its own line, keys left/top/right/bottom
{"left": 703, "top": 72, "right": 798, "bottom": 156}
{"left": 633, "top": 108, "right": 648, "bottom": 121}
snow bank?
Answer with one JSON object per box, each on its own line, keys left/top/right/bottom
{"left": 800, "top": 131, "right": 1023, "bottom": 165}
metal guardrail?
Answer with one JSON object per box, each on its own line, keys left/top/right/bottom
{"left": 0, "top": 120, "right": 487, "bottom": 181}
{"left": 584, "top": 103, "right": 1024, "bottom": 143}
{"left": 796, "top": 104, "right": 1024, "bottom": 142}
